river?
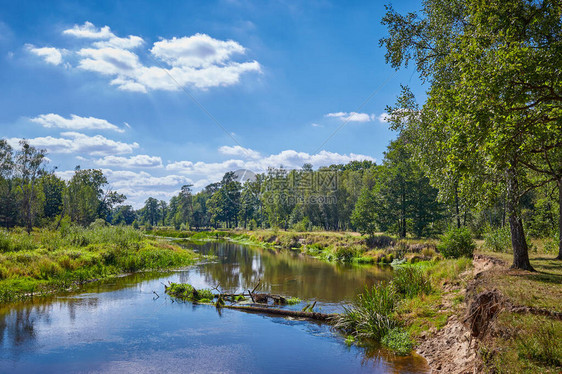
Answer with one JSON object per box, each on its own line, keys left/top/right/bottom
{"left": 0, "top": 241, "right": 429, "bottom": 373}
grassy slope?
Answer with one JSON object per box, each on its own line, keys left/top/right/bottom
{"left": 473, "top": 250, "right": 562, "bottom": 373}
{"left": 0, "top": 226, "right": 199, "bottom": 303}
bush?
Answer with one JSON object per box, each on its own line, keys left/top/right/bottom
{"left": 484, "top": 226, "right": 511, "bottom": 253}
{"left": 0, "top": 231, "right": 12, "bottom": 252}
{"left": 392, "top": 266, "right": 432, "bottom": 298}
{"left": 334, "top": 284, "right": 398, "bottom": 340}
{"left": 334, "top": 245, "right": 356, "bottom": 262}
{"left": 366, "top": 235, "right": 395, "bottom": 249}
{"left": 437, "top": 227, "right": 475, "bottom": 258}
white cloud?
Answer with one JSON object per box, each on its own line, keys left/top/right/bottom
{"left": 311, "top": 123, "right": 322, "bottom": 127}
{"left": 7, "top": 132, "right": 138, "bottom": 156}
{"left": 30, "top": 22, "right": 261, "bottom": 92}
{"left": 93, "top": 35, "right": 144, "bottom": 49}
{"left": 102, "top": 169, "right": 191, "bottom": 188}
{"left": 63, "top": 21, "right": 114, "bottom": 39}
{"left": 151, "top": 34, "right": 245, "bottom": 68}
{"left": 30, "top": 113, "right": 124, "bottom": 132}
{"left": 94, "top": 155, "right": 163, "bottom": 168}
{"left": 167, "top": 148, "right": 375, "bottom": 181}
{"left": 218, "top": 145, "right": 261, "bottom": 159}
{"left": 26, "top": 45, "right": 63, "bottom": 65}
{"left": 325, "top": 112, "right": 374, "bottom": 123}
{"left": 377, "top": 112, "right": 390, "bottom": 123}
{"left": 77, "top": 47, "right": 142, "bottom": 76}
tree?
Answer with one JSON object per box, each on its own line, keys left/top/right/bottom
{"left": 0, "top": 140, "right": 16, "bottom": 228}
{"left": 143, "top": 197, "right": 160, "bottom": 226}
{"left": 14, "top": 140, "right": 47, "bottom": 233}
{"left": 381, "top": 0, "right": 562, "bottom": 269}
{"left": 41, "top": 173, "right": 65, "bottom": 219}
{"left": 65, "top": 168, "right": 122, "bottom": 226}
{"left": 351, "top": 187, "right": 378, "bottom": 237}
{"left": 112, "top": 205, "right": 136, "bottom": 225}
{"left": 159, "top": 200, "right": 168, "bottom": 226}
{"left": 178, "top": 184, "right": 193, "bottom": 228}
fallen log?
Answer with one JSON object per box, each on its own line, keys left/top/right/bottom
{"left": 221, "top": 304, "right": 336, "bottom": 322}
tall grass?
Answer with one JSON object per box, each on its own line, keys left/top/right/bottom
{"left": 335, "top": 263, "right": 433, "bottom": 354}
{"left": 0, "top": 225, "right": 197, "bottom": 303}
{"left": 335, "top": 284, "right": 398, "bottom": 340}
{"left": 392, "top": 266, "right": 432, "bottom": 298}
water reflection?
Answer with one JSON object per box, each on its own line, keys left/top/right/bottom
{"left": 0, "top": 242, "right": 429, "bottom": 374}
{"left": 185, "top": 240, "right": 392, "bottom": 303}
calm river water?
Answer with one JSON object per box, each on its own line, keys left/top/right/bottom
{"left": 0, "top": 241, "right": 429, "bottom": 373}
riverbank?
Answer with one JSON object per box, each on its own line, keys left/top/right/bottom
{"left": 0, "top": 226, "right": 199, "bottom": 303}
{"left": 147, "top": 228, "right": 441, "bottom": 264}
{"left": 417, "top": 252, "right": 561, "bottom": 373}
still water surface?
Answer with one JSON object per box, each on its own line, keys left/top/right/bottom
{"left": 0, "top": 241, "right": 429, "bottom": 373}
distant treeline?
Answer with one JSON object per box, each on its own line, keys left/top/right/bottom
{"left": 1, "top": 136, "right": 558, "bottom": 243}
{"left": 136, "top": 134, "right": 558, "bottom": 241}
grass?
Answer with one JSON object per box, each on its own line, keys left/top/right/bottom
{"left": 479, "top": 313, "right": 562, "bottom": 373}
{"left": 0, "top": 226, "right": 199, "bottom": 303}
{"left": 474, "top": 245, "right": 562, "bottom": 373}
{"left": 334, "top": 261, "right": 448, "bottom": 355}
{"left": 475, "top": 250, "right": 562, "bottom": 312}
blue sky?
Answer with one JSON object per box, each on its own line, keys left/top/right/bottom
{"left": 0, "top": 0, "right": 423, "bottom": 207}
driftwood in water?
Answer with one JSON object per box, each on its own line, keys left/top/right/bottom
{"left": 165, "top": 281, "right": 333, "bottom": 322}
{"left": 222, "top": 304, "right": 336, "bottom": 322}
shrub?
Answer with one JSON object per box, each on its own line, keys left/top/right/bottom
{"left": 334, "top": 284, "right": 398, "bottom": 340}
{"left": 334, "top": 245, "right": 356, "bottom": 262}
{"left": 366, "top": 235, "right": 395, "bottom": 249}
{"left": 381, "top": 328, "right": 413, "bottom": 356}
{"left": 437, "top": 227, "right": 475, "bottom": 258}
{"left": 392, "top": 266, "right": 432, "bottom": 298}
{"left": 484, "top": 226, "right": 511, "bottom": 253}
{"left": 89, "top": 218, "right": 107, "bottom": 229}
{"left": 0, "top": 230, "right": 12, "bottom": 252}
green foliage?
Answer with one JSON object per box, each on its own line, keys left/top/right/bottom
{"left": 0, "top": 227, "right": 197, "bottom": 302}
{"left": 286, "top": 297, "right": 301, "bottom": 305}
{"left": 166, "top": 282, "right": 215, "bottom": 303}
{"left": 437, "top": 227, "right": 475, "bottom": 259}
{"left": 392, "top": 266, "right": 432, "bottom": 298}
{"left": 351, "top": 187, "right": 378, "bottom": 237}
{"left": 381, "top": 328, "right": 413, "bottom": 356}
{"left": 484, "top": 226, "right": 512, "bottom": 253}
{"left": 335, "top": 284, "right": 398, "bottom": 341}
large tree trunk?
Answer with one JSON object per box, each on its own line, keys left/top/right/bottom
{"left": 556, "top": 178, "right": 562, "bottom": 260}
{"left": 506, "top": 168, "right": 534, "bottom": 271}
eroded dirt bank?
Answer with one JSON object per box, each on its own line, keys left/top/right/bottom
{"left": 415, "top": 255, "right": 503, "bottom": 373}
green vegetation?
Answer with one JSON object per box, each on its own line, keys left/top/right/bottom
{"left": 335, "top": 263, "right": 441, "bottom": 355}
{"left": 437, "top": 227, "right": 476, "bottom": 259}
{"left": 474, "top": 250, "right": 562, "bottom": 373}
{"left": 381, "top": 328, "right": 414, "bottom": 356}
{"left": 0, "top": 225, "right": 198, "bottom": 303}
{"left": 165, "top": 283, "right": 215, "bottom": 303}
{"left": 286, "top": 297, "right": 301, "bottom": 305}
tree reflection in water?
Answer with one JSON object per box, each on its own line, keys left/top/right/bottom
{"left": 180, "top": 241, "right": 393, "bottom": 304}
